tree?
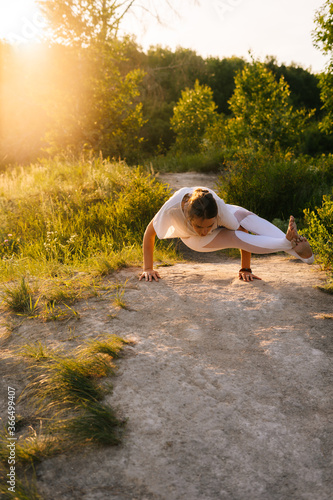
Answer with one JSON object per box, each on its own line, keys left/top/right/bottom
{"left": 264, "top": 56, "right": 322, "bottom": 115}
{"left": 202, "top": 56, "right": 246, "bottom": 114}
{"left": 313, "top": 0, "right": 333, "bottom": 134}
{"left": 227, "top": 59, "right": 313, "bottom": 151}
{"left": 138, "top": 46, "right": 207, "bottom": 154}
{"left": 170, "top": 80, "right": 218, "bottom": 153}
{"left": 41, "top": 41, "right": 145, "bottom": 160}
{"left": 37, "top": 0, "right": 145, "bottom": 160}
{"left": 313, "top": 0, "right": 333, "bottom": 55}
{"left": 38, "top": 0, "right": 136, "bottom": 46}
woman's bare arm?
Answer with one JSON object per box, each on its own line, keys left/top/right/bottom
{"left": 239, "top": 226, "right": 261, "bottom": 282}
{"left": 139, "top": 220, "right": 161, "bottom": 282}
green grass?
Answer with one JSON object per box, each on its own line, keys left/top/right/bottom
{"left": 147, "top": 147, "right": 227, "bottom": 173}
{"left": 19, "top": 335, "right": 127, "bottom": 417}
{"left": 112, "top": 280, "right": 128, "bottom": 309}
{"left": 0, "top": 157, "right": 178, "bottom": 284}
{"left": 0, "top": 473, "right": 43, "bottom": 500}
{"left": 18, "top": 341, "right": 52, "bottom": 361}
{"left": 0, "top": 156, "right": 178, "bottom": 499}
{"left": 0, "top": 157, "right": 181, "bottom": 327}
{"left": 40, "top": 277, "right": 85, "bottom": 305}
{"left": 59, "top": 401, "right": 125, "bottom": 445}
{"left": 0, "top": 429, "right": 63, "bottom": 466}
{"left": 1, "top": 273, "right": 93, "bottom": 322}
{"left": 0, "top": 335, "right": 128, "bottom": 498}
{"left": 81, "top": 335, "right": 126, "bottom": 358}
{"left": 22, "top": 354, "right": 111, "bottom": 413}
{"left": 316, "top": 277, "right": 333, "bottom": 294}
{"left": 1, "top": 277, "right": 38, "bottom": 315}
{"left": 38, "top": 301, "right": 80, "bottom": 322}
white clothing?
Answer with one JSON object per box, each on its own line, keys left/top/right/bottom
{"left": 153, "top": 187, "right": 314, "bottom": 264}
{"left": 153, "top": 187, "right": 239, "bottom": 240}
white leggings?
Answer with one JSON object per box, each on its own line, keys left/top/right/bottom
{"left": 181, "top": 205, "right": 314, "bottom": 264}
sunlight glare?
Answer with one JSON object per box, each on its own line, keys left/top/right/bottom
{"left": 0, "top": 0, "right": 45, "bottom": 44}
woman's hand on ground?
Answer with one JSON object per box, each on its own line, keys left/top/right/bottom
{"left": 239, "top": 270, "right": 262, "bottom": 282}
{"left": 139, "top": 269, "right": 161, "bottom": 282}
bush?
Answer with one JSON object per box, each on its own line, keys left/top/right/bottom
{"left": 302, "top": 193, "right": 333, "bottom": 271}
{"left": 216, "top": 148, "right": 333, "bottom": 220}
{"left": 111, "top": 170, "right": 171, "bottom": 244}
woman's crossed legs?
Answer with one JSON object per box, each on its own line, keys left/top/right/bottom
{"left": 192, "top": 207, "right": 314, "bottom": 264}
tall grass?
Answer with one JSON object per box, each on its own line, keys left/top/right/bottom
{"left": 0, "top": 157, "right": 177, "bottom": 282}
{"left": 0, "top": 158, "right": 176, "bottom": 498}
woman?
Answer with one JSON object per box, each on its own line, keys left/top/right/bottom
{"left": 139, "top": 187, "right": 314, "bottom": 283}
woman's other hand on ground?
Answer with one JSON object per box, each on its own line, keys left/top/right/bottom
{"left": 139, "top": 269, "right": 161, "bottom": 282}
{"left": 239, "top": 269, "right": 262, "bottom": 282}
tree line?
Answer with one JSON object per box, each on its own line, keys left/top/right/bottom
{"left": 0, "top": 0, "right": 332, "bottom": 167}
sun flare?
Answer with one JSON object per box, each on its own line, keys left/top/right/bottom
{"left": 0, "top": 0, "right": 44, "bottom": 43}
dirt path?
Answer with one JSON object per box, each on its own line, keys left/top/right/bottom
{"left": 1, "top": 173, "right": 333, "bottom": 500}
{"left": 157, "top": 171, "right": 220, "bottom": 191}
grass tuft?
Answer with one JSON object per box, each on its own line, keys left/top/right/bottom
{"left": 17, "top": 335, "right": 126, "bottom": 437}
{"left": 39, "top": 301, "right": 80, "bottom": 322}
{"left": 112, "top": 281, "right": 128, "bottom": 309}
{"left": 316, "top": 275, "right": 333, "bottom": 294}
{"left": 2, "top": 277, "right": 38, "bottom": 315}
{"left": 0, "top": 474, "right": 43, "bottom": 500}
{"left": 25, "top": 356, "right": 106, "bottom": 411}
{"left": 0, "top": 334, "right": 128, "bottom": 498}
{"left": 18, "top": 341, "right": 52, "bottom": 361}
{"left": 81, "top": 335, "right": 127, "bottom": 359}
{"left": 60, "top": 401, "right": 125, "bottom": 445}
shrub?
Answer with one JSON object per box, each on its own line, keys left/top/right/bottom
{"left": 148, "top": 148, "right": 227, "bottom": 174}
{"left": 111, "top": 168, "right": 171, "bottom": 245}
{"left": 216, "top": 148, "right": 333, "bottom": 220}
{"left": 302, "top": 193, "right": 333, "bottom": 271}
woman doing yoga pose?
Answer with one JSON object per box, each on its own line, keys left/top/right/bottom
{"left": 139, "top": 187, "right": 314, "bottom": 283}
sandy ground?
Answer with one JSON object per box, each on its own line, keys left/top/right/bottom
{"left": 1, "top": 172, "right": 333, "bottom": 500}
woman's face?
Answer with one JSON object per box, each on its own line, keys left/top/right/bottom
{"left": 190, "top": 216, "right": 216, "bottom": 236}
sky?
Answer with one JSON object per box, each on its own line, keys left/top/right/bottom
{"left": 0, "top": 0, "right": 329, "bottom": 73}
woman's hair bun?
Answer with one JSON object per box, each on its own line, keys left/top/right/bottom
{"left": 187, "top": 189, "right": 218, "bottom": 220}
